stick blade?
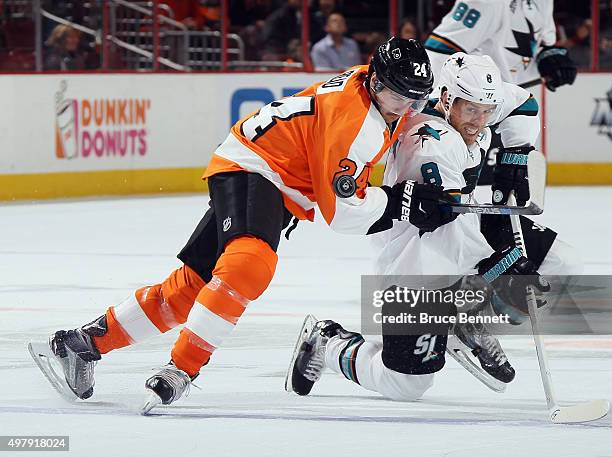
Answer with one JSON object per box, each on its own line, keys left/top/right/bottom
{"left": 550, "top": 399, "right": 610, "bottom": 424}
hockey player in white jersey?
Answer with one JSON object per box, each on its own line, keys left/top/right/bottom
{"left": 286, "top": 53, "right": 577, "bottom": 401}
{"left": 424, "top": 1, "right": 580, "bottom": 283}
{"left": 424, "top": 0, "right": 577, "bottom": 91}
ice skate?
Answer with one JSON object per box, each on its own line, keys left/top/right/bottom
{"left": 453, "top": 317, "right": 515, "bottom": 383}
{"left": 285, "top": 315, "right": 347, "bottom": 396}
{"left": 28, "top": 316, "right": 104, "bottom": 401}
{"left": 141, "top": 362, "right": 196, "bottom": 415}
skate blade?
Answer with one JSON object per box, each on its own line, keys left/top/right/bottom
{"left": 284, "top": 314, "right": 318, "bottom": 393}
{"left": 550, "top": 399, "right": 610, "bottom": 424}
{"left": 27, "top": 341, "right": 79, "bottom": 403}
{"left": 446, "top": 336, "right": 507, "bottom": 393}
{"left": 141, "top": 391, "right": 162, "bottom": 416}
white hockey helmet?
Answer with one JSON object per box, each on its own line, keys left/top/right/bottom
{"left": 436, "top": 53, "right": 504, "bottom": 123}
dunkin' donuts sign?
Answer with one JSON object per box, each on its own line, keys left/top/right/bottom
{"left": 54, "top": 80, "right": 152, "bottom": 160}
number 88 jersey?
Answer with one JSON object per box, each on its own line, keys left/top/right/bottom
{"left": 425, "top": 0, "right": 556, "bottom": 86}
{"left": 204, "top": 66, "right": 406, "bottom": 234}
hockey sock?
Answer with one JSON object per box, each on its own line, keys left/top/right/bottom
{"left": 93, "top": 265, "right": 204, "bottom": 354}
{"left": 325, "top": 332, "right": 365, "bottom": 385}
{"left": 171, "top": 236, "right": 278, "bottom": 377}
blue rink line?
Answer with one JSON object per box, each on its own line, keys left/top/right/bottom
{"left": 0, "top": 405, "right": 610, "bottom": 429}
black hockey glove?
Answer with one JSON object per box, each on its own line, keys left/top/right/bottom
{"left": 536, "top": 46, "right": 577, "bottom": 92}
{"left": 477, "top": 245, "right": 550, "bottom": 324}
{"left": 381, "top": 180, "right": 458, "bottom": 232}
{"left": 491, "top": 146, "right": 533, "bottom": 206}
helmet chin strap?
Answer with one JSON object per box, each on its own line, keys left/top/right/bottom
{"left": 367, "top": 75, "right": 395, "bottom": 123}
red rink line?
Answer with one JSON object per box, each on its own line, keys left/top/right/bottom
{"left": 247, "top": 312, "right": 308, "bottom": 317}
{"left": 0, "top": 307, "right": 50, "bottom": 312}
{"left": 545, "top": 339, "right": 612, "bottom": 349}
{"left": 0, "top": 309, "right": 311, "bottom": 316}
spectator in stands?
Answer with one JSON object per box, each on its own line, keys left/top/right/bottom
{"left": 230, "top": 0, "right": 274, "bottom": 28}
{"left": 560, "top": 18, "right": 592, "bottom": 68}
{"left": 240, "top": 20, "right": 267, "bottom": 60}
{"left": 600, "top": 0, "right": 612, "bottom": 68}
{"left": 160, "top": 0, "right": 220, "bottom": 30}
{"left": 44, "top": 24, "right": 98, "bottom": 71}
{"left": 262, "top": 0, "right": 302, "bottom": 60}
{"left": 285, "top": 37, "right": 302, "bottom": 66}
{"left": 399, "top": 17, "right": 420, "bottom": 41}
{"left": 310, "top": 0, "right": 337, "bottom": 44}
{"left": 363, "top": 31, "right": 388, "bottom": 61}
{"left": 310, "top": 12, "right": 360, "bottom": 70}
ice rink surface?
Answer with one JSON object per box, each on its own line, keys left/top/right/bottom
{"left": 1, "top": 187, "right": 611, "bottom": 457}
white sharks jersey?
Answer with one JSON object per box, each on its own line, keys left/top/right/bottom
{"left": 425, "top": 0, "right": 556, "bottom": 86}
{"left": 371, "top": 82, "right": 539, "bottom": 286}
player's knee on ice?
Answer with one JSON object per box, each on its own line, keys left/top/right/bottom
{"left": 325, "top": 337, "right": 435, "bottom": 401}
{"left": 379, "top": 285, "right": 456, "bottom": 374}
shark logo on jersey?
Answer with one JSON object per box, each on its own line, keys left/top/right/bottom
{"left": 506, "top": 18, "right": 538, "bottom": 69}
{"left": 590, "top": 88, "right": 612, "bottom": 141}
{"left": 411, "top": 124, "right": 447, "bottom": 147}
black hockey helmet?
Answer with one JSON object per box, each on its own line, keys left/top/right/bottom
{"left": 369, "top": 37, "right": 434, "bottom": 100}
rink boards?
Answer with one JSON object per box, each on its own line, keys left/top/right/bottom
{"left": 0, "top": 71, "right": 610, "bottom": 200}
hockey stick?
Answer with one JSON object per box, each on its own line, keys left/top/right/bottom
{"left": 508, "top": 194, "right": 610, "bottom": 423}
{"left": 519, "top": 78, "right": 543, "bottom": 89}
{"left": 445, "top": 150, "right": 547, "bottom": 215}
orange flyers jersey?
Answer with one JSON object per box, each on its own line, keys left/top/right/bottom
{"left": 204, "top": 66, "right": 407, "bottom": 235}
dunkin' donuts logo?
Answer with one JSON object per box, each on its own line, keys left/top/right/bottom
{"left": 54, "top": 80, "right": 152, "bottom": 160}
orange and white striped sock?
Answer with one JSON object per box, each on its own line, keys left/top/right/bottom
{"left": 171, "top": 236, "right": 278, "bottom": 376}
{"left": 93, "top": 265, "right": 204, "bottom": 354}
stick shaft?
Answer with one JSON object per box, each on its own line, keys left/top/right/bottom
{"left": 507, "top": 195, "right": 558, "bottom": 412}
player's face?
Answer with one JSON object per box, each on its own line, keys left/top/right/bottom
{"left": 448, "top": 97, "right": 498, "bottom": 145}
{"left": 370, "top": 73, "right": 428, "bottom": 124}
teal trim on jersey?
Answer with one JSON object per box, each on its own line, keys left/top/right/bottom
{"left": 424, "top": 37, "right": 457, "bottom": 55}
{"left": 509, "top": 97, "right": 539, "bottom": 117}
{"left": 422, "top": 99, "right": 445, "bottom": 119}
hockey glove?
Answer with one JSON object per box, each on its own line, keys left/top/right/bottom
{"left": 491, "top": 146, "right": 533, "bottom": 206}
{"left": 381, "top": 180, "right": 458, "bottom": 232}
{"left": 477, "top": 245, "right": 550, "bottom": 324}
{"left": 536, "top": 46, "right": 577, "bottom": 92}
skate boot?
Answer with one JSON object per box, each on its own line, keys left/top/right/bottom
{"left": 141, "top": 362, "right": 197, "bottom": 415}
{"left": 453, "top": 317, "right": 515, "bottom": 383}
{"left": 28, "top": 315, "right": 105, "bottom": 401}
{"left": 285, "top": 315, "right": 358, "bottom": 396}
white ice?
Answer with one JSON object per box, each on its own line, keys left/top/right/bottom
{"left": 1, "top": 187, "right": 611, "bottom": 457}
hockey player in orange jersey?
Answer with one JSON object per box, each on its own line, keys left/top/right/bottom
{"left": 29, "top": 37, "right": 459, "bottom": 414}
